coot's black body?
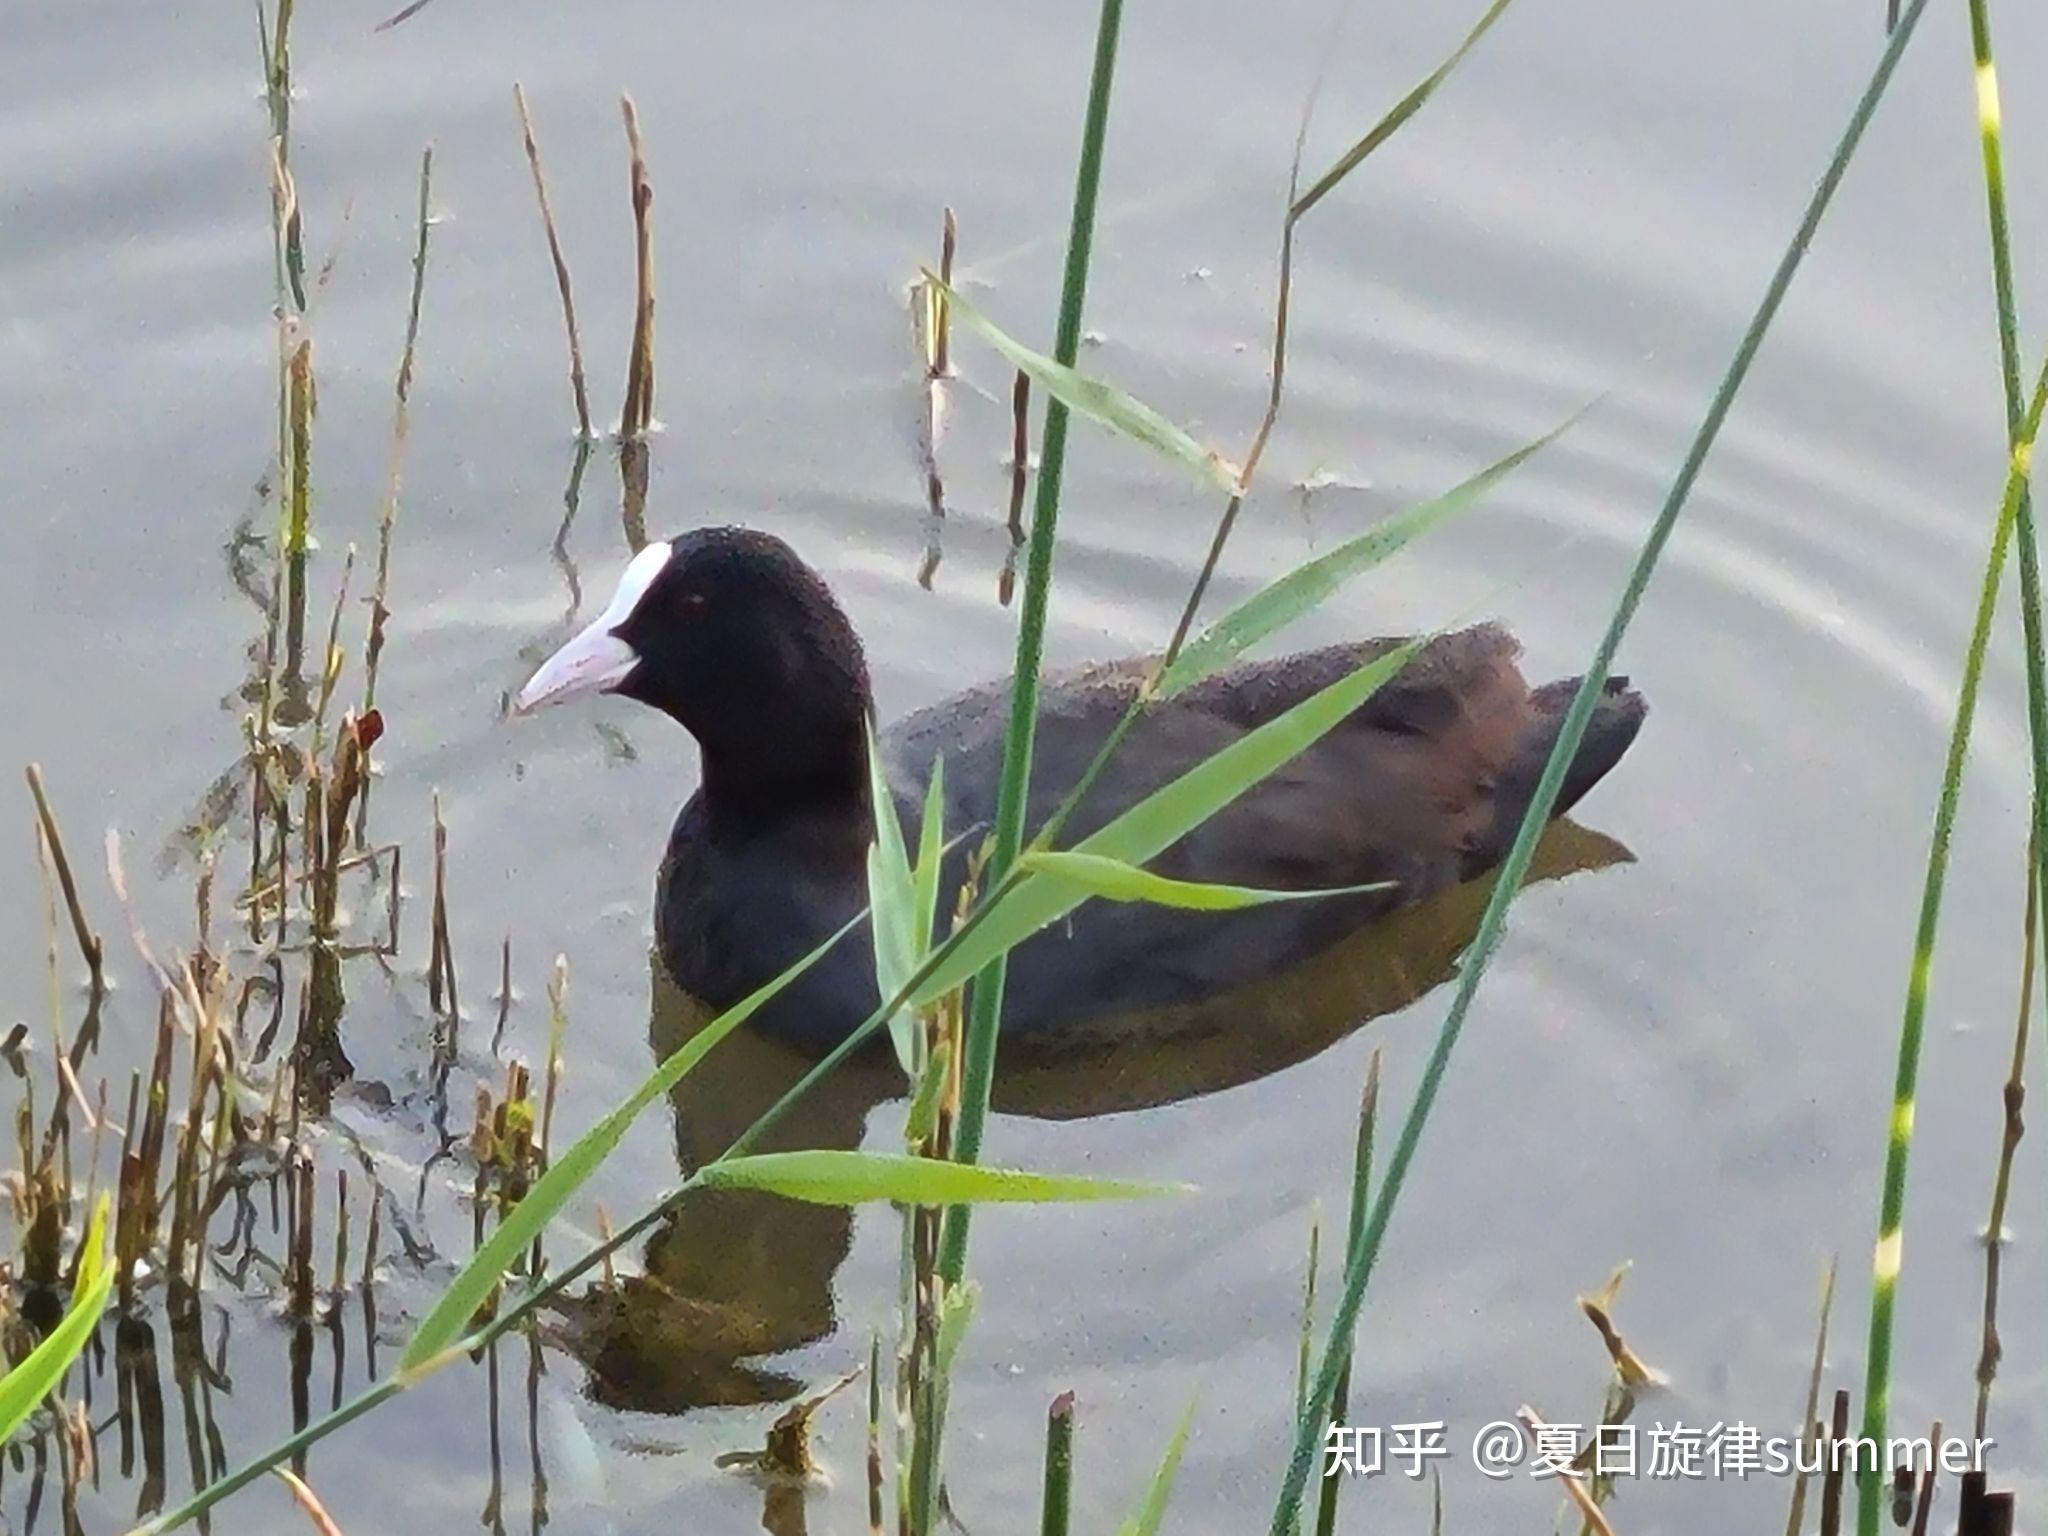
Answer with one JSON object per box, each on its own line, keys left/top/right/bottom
{"left": 519, "top": 527, "right": 1647, "bottom": 1050}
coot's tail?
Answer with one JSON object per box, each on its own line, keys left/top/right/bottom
{"left": 1460, "top": 675, "right": 1648, "bottom": 880}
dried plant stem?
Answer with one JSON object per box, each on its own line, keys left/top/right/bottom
{"left": 1972, "top": 845, "right": 2031, "bottom": 1442}
{"left": 361, "top": 145, "right": 435, "bottom": 728}
{"left": 618, "top": 94, "right": 657, "bottom": 440}
{"left": 1784, "top": 1256, "right": 1838, "bottom": 1536}
{"left": 513, "top": 84, "right": 592, "bottom": 440}
{"left": 25, "top": 766, "right": 105, "bottom": 992}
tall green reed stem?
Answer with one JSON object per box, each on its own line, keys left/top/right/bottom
{"left": 1857, "top": 355, "right": 2048, "bottom": 1536}
{"left": 940, "top": 0, "right": 1125, "bottom": 1275}
{"left": 1269, "top": 2, "right": 1935, "bottom": 1526}
{"left": 1855, "top": 10, "right": 2047, "bottom": 1528}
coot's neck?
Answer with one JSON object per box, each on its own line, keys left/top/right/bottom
{"left": 693, "top": 703, "right": 875, "bottom": 838}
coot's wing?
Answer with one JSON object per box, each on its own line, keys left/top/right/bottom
{"left": 877, "top": 625, "right": 1540, "bottom": 1034}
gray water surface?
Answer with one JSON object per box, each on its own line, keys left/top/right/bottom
{"left": 4, "top": 0, "right": 2045, "bottom": 1530}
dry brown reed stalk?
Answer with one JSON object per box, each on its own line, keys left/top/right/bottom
{"left": 1819, "top": 1388, "right": 1850, "bottom": 1536}
{"left": 428, "top": 790, "right": 459, "bottom": 1057}
{"left": 492, "top": 934, "right": 514, "bottom": 1056}
{"left": 360, "top": 1183, "right": 382, "bottom": 1290}
{"left": 618, "top": 438, "right": 650, "bottom": 553}
{"left": 280, "top": 335, "right": 316, "bottom": 698}
{"left": 1972, "top": 848, "right": 2033, "bottom": 1442}
{"left": 24, "top": 767, "right": 106, "bottom": 994}
{"left": 1785, "top": 1257, "right": 1838, "bottom": 1536}
{"left": 513, "top": 85, "right": 593, "bottom": 440}
{"left": 1514, "top": 1408, "right": 1616, "bottom": 1536}
{"left": 915, "top": 209, "right": 957, "bottom": 590}
{"left": 618, "top": 93, "right": 657, "bottom": 440}
{"left": 361, "top": 145, "right": 436, "bottom": 740}
{"left": 999, "top": 370, "right": 1031, "bottom": 606}
{"left": 1909, "top": 1420, "right": 1939, "bottom": 1535}
{"left": 593, "top": 1204, "right": 618, "bottom": 1291}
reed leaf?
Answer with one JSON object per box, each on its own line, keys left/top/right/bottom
{"left": 398, "top": 914, "right": 860, "bottom": 1374}
{"left": 1021, "top": 850, "right": 1387, "bottom": 911}
{"left": 916, "top": 641, "right": 1419, "bottom": 1004}
{"left": 1115, "top": 1396, "right": 1198, "bottom": 1536}
{"left": 913, "top": 755, "right": 948, "bottom": 957}
{"left": 868, "top": 728, "right": 923, "bottom": 1071}
{"left": 928, "top": 275, "right": 1242, "bottom": 494}
{"left": 1158, "top": 408, "right": 1582, "bottom": 696}
{"left": 1268, "top": 2, "right": 1935, "bottom": 1526}
{"left": 691, "top": 1150, "right": 1187, "bottom": 1206}
{"left": 0, "top": 1195, "right": 111, "bottom": 1442}
{"left": 1290, "top": 0, "right": 1519, "bottom": 222}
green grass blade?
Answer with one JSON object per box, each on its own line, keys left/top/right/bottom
{"left": 1021, "top": 850, "right": 1387, "bottom": 910}
{"left": 1290, "top": 0, "right": 1518, "bottom": 222}
{"left": 1158, "top": 408, "right": 1582, "bottom": 696}
{"left": 691, "top": 1150, "right": 1188, "bottom": 1206}
{"left": 867, "top": 726, "right": 922, "bottom": 1072}
{"left": 913, "top": 753, "right": 947, "bottom": 953}
{"left": 398, "top": 913, "right": 861, "bottom": 1374}
{"left": 1854, "top": 10, "right": 2048, "bottom": 1532}
{"left": 916, "top": 642, "right": 1419, "bottom": 1003}
{"left": 1268, "top": 3, "right": 1936, "bottom": 1527}
{"left": 944, "top": 0, "right": 1127, "bottom": 1302}
{"left": 0, "top": 1195, "right": 112, "bottom": 1442}
{"left": 1858, "top": 361, "right": 2048, "bottom": 1532}
{"left": 1115, "top": 1395, "right": 1198, "bottom": 1536}
{"left": 928, "top": 274, "right": 1242, "bottom": 494}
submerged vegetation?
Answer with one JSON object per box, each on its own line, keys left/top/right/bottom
{"left": 0, "top": 0, "right": 2040, "bottom": 1533}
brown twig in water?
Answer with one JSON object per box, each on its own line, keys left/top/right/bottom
{"left": 1973, "top": 846, "right": 2033, "bottom": 1441}
{"left": 513, "top": 85, "right": 592, "bottom": 440}
{"left": 24, "top": 765, "right": 106, "bottom": 990}
{"left": 618, "top": 93, "right": 657, "bottom": 440}
{"left": 1818, "top": 1388, "right": 1849, "bottom": 1536}
{"left": 428, "top": 790, "right": 460, "bottom": 1057}
{"left": 492, "top": 933, "right": 513, "bottom": 1057}
{"left": 1513, "top": 1408, "right": 1615, "bottom": 1536}
{"left": 1784, "top": 1256, "right": 1837, "bottom": 1536}
{"left": 915, "top": 208, "right": 957, "bottom": 589}
{"left": 361, "top": 145, "right": 436, "bottom": 743}
{"left": 999, "top": 370, "right": 1032, "bottom": 606}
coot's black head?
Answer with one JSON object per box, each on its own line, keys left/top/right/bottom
{"left": 517, "top": 527, "right": 873, "bottom": 805}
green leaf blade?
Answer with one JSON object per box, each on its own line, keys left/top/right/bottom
{"left": 929, "top": 275, "right": 1242, "bottom": 494}
{"left": 1115, "top": 1395, "right": 1199, "bottom": 1536}
{"left": 914, "top": 641, "right": 1420, "bottom": 1003}
{"left": 398, "top": 915, "right": 859, "bottom": 1375}
{"left": 1291, "top": 0, "right": 1519, "bottom": 223}
{"left": 867, "top": 726, "right": 922, "bottom": 1072}
{"left": 1020, "top": 850, "right": 1388, "bottom": 911}
{"left": 1159, "top": 410, "right": 1581, "bottom": 696}
{"left": 0, "top": 1195, "right": 113, "bottom": 1443}
{"left": 692, "top": 1150, "right": 1188, "bottom": 1207}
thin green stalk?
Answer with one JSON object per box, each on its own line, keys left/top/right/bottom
{"left": 942, "top": 0, "right": 1125, "bottom": 1272}
{"left": 1858, "top": 355, "right": 2048, "bottom": 1536}
{"left": 1313, "top": 1052, "right": 1379, "bottom": 1536}
{"left": 1857, "top": 9, "right": 2047, "bottom": 1527}
{"left": 1965, "top": 0, "right": 2048, "bottom": 1024}
{"left": 1270, "top": 3, "right": 1935, "bottom": 1526}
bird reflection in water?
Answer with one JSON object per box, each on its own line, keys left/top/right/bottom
{"left": 552, "top": 816, "right": 1633, "bottom": 1456}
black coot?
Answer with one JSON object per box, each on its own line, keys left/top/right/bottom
{"left": 516, "top": 526, "right": 1647, "bottom": 1049}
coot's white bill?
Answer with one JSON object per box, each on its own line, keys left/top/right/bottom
{"left": 513, "top": 539, "right": 670, "bottom": 713}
